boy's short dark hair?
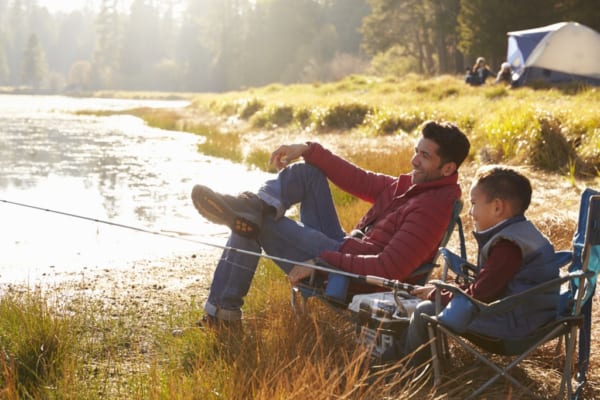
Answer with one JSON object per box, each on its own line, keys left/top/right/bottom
{"left": 474, "top": 166, "right": 532, "bottom": 215}
{"left": 421, "top": 120, "right": 470, "bottom": 168}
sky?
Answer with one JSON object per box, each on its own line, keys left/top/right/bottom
{"left": 36, "top": 0, "right": 185, "bottom": 15}
{"left": 36, "top": 0, "right": 130, "bottom": 14}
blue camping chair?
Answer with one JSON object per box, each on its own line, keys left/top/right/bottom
{"left": 290, "top": 199, "right": 466, "bottom": 313}
{"left": 423, "top": 188, "right": 600, "bottom": 399}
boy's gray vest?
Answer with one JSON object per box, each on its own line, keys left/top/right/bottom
{"left": 467, "top": 216, "right": 559, "bottom": 338}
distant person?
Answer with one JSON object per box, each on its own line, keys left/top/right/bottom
{"left": 495, "top": 62, "right": 513, "bottom": 85}
{"left": 402, "top": 166, "right": 559, "bottom": 366}
{"left": 465, "top": 57, "right": 494, "bottom": 86}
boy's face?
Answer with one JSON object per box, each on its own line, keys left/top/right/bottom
{"left": 410, "top": 138, "right": 454, "bottom": 184}
{"left": 469, "top": 185, "right": 502, "bottom": 232}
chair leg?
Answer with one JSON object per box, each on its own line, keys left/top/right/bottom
{"left": 291, "top": 287, "right": 307, "bottom": 314}
{"left": 439, "top": 325, "right": 554, "bottom": 400}
{"left": 427, "top": 323, "right": 442, "bottom": 386}
{"left": 559, "top": 327, "right": 578, "bottom": 400}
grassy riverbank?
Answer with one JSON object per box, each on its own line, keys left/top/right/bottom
{"left": 4, "top": 75, "right": 600, "bottom": 399}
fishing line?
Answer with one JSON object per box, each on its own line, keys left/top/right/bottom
{"left": 0, "top": 198, "right": 417, "bottom": 291}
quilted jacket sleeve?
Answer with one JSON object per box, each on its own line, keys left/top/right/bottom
{"left": 302, "top": 142, "right": 395, "bottom": 202}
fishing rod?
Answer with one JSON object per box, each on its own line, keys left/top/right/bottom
{"left": 0, "top": 198, "right": 418, "bottom": 292}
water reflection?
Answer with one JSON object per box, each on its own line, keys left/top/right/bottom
{"left": 0, "top": 95, "right": 271, "bottom": 280}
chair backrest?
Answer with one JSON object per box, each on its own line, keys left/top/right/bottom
{"left": 565, "top": 189, "right": 599, "bottom": 395}
{"left": 408, "top": 198, "right": 466, "bottom": 285}
{"left": 442, "top": 199, "right": 466, "bottom": 259}
{"left": 568, "top": 189, "right": 600, "bottom": 309}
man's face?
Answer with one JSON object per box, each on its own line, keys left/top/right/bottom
{"left": 410, "top": 137, "right": 450, "bottom": 184}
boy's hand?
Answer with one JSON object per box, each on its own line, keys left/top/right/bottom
{"left": 411, "top": 284, "right": 436, "bottom": 300}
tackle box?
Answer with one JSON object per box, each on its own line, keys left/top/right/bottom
{"left": 347, "top": 291, "right": 420, "bottom": 362}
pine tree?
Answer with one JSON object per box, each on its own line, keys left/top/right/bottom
{"left": 22, "top": 33, "right": 47, "bottom": 89}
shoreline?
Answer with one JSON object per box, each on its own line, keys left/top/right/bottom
{"left": 2, "top": 247, "right": 223, "bottom": 315}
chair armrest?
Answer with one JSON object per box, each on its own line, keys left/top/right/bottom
{"left": 439, "top": 247, "right": 478, "bottom": 284}
{"left": 436, "top": 249, "right": 573, "bottom": 312}
{"left": 429, "top": 279, "right": 487, "bottom": 310}
{"left": 431, "top": 270, "right": 588, "bottom": 317}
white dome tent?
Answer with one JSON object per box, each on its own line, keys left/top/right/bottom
{"left": 506, "top": 21, "right": 600, "bottom": 86}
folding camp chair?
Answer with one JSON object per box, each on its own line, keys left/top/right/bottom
{"left": 423, "top": 188, "right": 600, "bottom": 399}
{"left": 290, "top": 198, "right": 466, "bottom": 313}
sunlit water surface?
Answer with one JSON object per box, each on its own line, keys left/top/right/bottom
{"left": 0, "top": 95, "right": 272, "bottom": 283}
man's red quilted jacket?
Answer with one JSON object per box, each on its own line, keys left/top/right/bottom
{"left": 303, "top": 142, "right": 461, "bottom": 283}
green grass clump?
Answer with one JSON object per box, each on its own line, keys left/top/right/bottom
{"left": 197, "top": 131, "right": 243, "bottom": 163}
{"left": 476, "top": 106, "right": 539, "bottom": 164}
{"left": 293, "top": 106, "right": 313, "bottom": 129}
{"left": 0, "top": 291, "right": 76, "bottom": 398}
{"left": 530, "top": 113, "right": 575, "bottom": 172}
{"left": 250, "top": 103, "right": 295, "bottom": 128}
{"left": 238, "top": 98, "right": 265, "bottom": 120}
{"left": 128, "top": 107, "right": 181, "bottom": 130}
{"left": 246, "top": 147, "right": 273, "bottom": 172}
{"left": 364, "top": 108, "right": 425, "bottom": 136}
{"left": 313, "top": 102, "right": 371, "bottom": 131}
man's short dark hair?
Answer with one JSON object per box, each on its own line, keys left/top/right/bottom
{"left": 421, "top": 120, "right": 470, "bottom": 168}
{"left": 474, "top": 166, "right": 532, "bottom": 215}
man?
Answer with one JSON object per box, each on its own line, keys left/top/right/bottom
{"left": 191, "top": 120, "right": 470, "bottom": 327}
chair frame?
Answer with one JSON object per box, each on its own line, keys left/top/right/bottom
{"left": 423, "top": 192, "right": 600, "bottom": 399}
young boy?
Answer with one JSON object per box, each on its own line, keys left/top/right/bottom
{"left": 402, "top": 166, "right": 559, "bottom": 365}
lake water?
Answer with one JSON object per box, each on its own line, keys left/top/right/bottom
{"left": 0, "top": 94, "right": 271, "bottom": 282}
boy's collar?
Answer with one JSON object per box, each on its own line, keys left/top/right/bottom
{"left": 473, "top": 215, "right": 526, "bottom": 247}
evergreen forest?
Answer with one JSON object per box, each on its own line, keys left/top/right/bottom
{"left": 2, "top": 0, "right": 598, "bottom": 93}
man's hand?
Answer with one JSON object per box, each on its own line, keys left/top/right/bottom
{"left": 410, "top": 284, "right": 436, "bottom": 300}
{"left": 288, "top": 260, "right": 315, "bottom": 285}
{"left": 269, "top": 143, "right": 309, "bottom": 170}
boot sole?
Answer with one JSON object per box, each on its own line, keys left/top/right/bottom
{"left": 191, "top": 185, "right": 260, "bottom": 238}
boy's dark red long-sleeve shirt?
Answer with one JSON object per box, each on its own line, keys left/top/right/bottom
{"left": 431, "top": 239, "right": 522, "bottom": 305}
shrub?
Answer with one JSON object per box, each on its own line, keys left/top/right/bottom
{"left": 293, "top": 107, "right": 313, "bottom": 129}
{"left": 238, "top": 98, "right": 264, "bottom": 120}
{"left": 315, "top": 103, "right": 371, "bottom": 131}
{"left": 530, "top": 114, "right": 574, "bottom": 171}
{"left": 477, "top": 107, "right": 538, "bottom": 163}
{"left": 364, "top": 109, "right": 422, "bottom": 136}
{"left": 559, "top": 112, "right": 600, "bottom": 173}
{"left": 365, "top": 110, "right": 404, "bottom": 135}
{"left": 251, "top": 104, "right": 294, "bottom": 129}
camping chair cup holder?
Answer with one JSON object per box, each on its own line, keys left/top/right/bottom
{"left": 323, "top": 272, "right": 350, "bottom": 302}
{"left": 423, "top": 189, "right": 600, "bottom": 400}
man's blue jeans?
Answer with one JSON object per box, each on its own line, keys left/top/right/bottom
{"left": 403, "top": 300, "right": 436, "bottom": 366}
{"left": 204, "top": 163, "right": 347, "bottom": 320}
